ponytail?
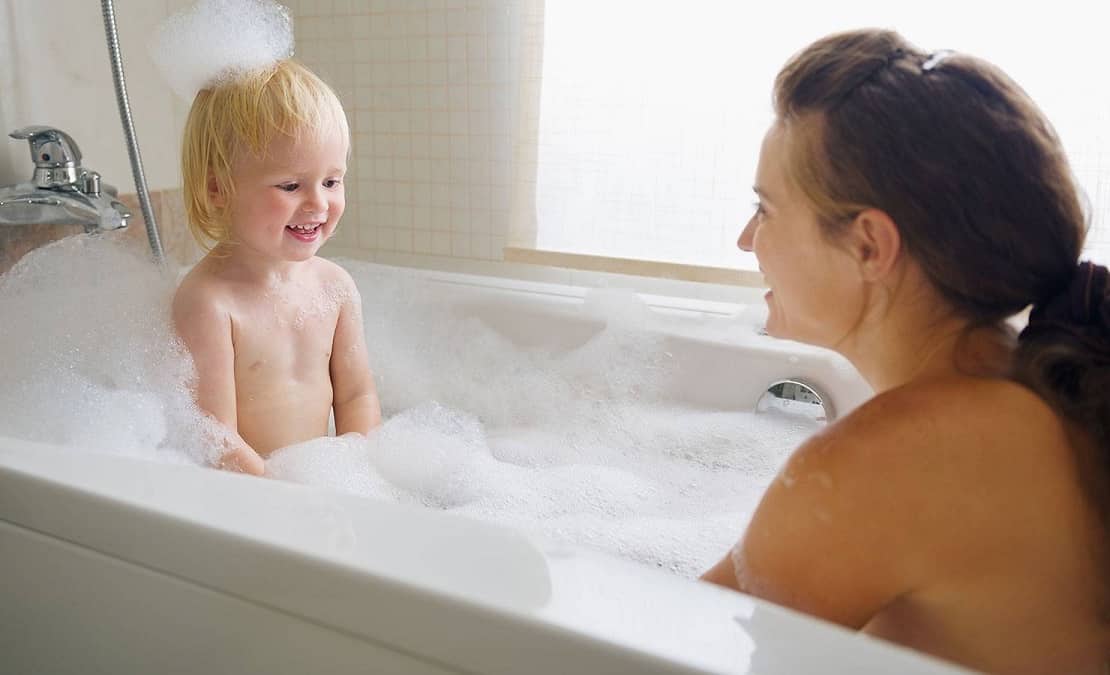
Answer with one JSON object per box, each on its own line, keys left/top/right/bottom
{"left": 1015, "top": 261, "right": 1110, "bottom": 525}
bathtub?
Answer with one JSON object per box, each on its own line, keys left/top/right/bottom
{"left": 0, "top": 258, "right": 973, "bottom": 674}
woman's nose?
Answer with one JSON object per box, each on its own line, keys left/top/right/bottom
{"left": 737, "top": 215, "right": 756, "bottom": 252}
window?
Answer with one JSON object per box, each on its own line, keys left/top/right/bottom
{"left": 513, "top": 0, "right": 1110, "bottom": 273}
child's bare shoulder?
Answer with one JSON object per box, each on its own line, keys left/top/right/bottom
{"left": 309, "top": 256, "right": 357, "bottom": 285}
{"left": 307, "top": 257, "right": 360, "bottom": 300}
{"left": 172, "top": 258, "right": 235, "bottom": 323}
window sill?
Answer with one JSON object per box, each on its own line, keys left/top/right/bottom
{"left": 502, "top": 247, "right": 765, "bottom": 287}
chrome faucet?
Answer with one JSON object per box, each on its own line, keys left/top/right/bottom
{"left": 0, "top": 126, "right": 131, "bottom": 232}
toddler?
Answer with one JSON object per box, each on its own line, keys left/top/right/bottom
{"left": 173, "top": 59, "right": 380, "bottom": 475}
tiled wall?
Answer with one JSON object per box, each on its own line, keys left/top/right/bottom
{"left": 0, "top": 0, "right": 754, "bottom": 302}
{"left": 4, "top": 0, "right": 530, "bottom": 277}
{"left": 290, "top": 0, "right": 529, "bottom": 265}
{"left": 286, "top": 1, "right": 754, "bottom": 300}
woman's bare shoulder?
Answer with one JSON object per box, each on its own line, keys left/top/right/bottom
{"left": 800, "top": 375, "right": 1074, "bottom": 528}
{"left": 827, "top": 375, "right": 1063, "bottom": 459}
{"left": 845, "top": 374, "right": 1059, "bottom": 452}
{"left": 751, "top": 375, "right": 1075, "bottom": 595}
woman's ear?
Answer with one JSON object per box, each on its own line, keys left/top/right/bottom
{"left": 208, "top": 174, "right": 227, "bottom": 208}
{"left": 846, "top": 208, "right": 901, "bottom": 282}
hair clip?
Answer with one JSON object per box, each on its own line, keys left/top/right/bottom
{"left": 921, "top": 50, "right": 955, "bottom": 72}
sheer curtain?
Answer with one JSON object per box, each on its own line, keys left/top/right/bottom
{"left": 510, "top": 0, "right": 1110, "bottom": 272}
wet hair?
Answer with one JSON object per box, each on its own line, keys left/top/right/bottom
{"left": 181, "top": 58, "right": 349, "bottom": 250}
{"left": 771, "top": 29, "right": 1109, "bottom": 525}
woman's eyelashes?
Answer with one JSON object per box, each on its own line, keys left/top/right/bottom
{"left": 752, "top": 201, "right": 767, "bottom": 222}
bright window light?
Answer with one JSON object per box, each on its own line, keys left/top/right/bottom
{"left": 534, "top": 1, "right": 1110, "bottom": 270}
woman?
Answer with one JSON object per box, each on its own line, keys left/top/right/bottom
{"left": 702, "top": 29, "right": 1110, "bottom": 674}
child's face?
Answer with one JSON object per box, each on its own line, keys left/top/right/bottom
{"left": 225, "top": 127, "right": 348, "bottom": 263}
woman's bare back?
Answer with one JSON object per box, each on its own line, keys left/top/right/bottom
{"left": 726, "top": 376, "right": 1110, "bottom": 673}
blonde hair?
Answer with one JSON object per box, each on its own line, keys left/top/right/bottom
{"left": 181, "top": 59, "right": 349, "bottom": 250}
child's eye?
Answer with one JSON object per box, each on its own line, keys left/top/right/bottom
{"left": 277, "top": 183, "right": 299, "bottom": 192}
{"left": 324, "top": 178, "right": 343, "bottom": 189}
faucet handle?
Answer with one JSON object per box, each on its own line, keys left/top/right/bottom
{"left": 9, "top": 126, "right": 84, "bottom": 188}
{"left": 10, "top": 125, "right": 83, "bottom": 167}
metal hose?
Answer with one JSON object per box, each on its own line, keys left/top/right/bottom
{"left": 101, "top": 0, "right": 165, "bottom": 264}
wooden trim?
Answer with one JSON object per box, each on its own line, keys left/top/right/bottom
{"left": 502, "top": 247, "right": 765, "bottom": 287}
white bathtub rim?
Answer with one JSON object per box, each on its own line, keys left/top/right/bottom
{"left": 0, "top": 436, "right": 973, "bottom": 674}
{"left": 330, "top": 258, "right": 873, "bottom": 416}
{"left": 0, "top": 437, "right": 735, "bottom": 674}
{"left": 0, "top": 436, "right": 551, "bottom": 609}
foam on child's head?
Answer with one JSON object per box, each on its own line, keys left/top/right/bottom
{"left": 152, "top": 0, "right": 349, "bottom": 250}
{"left": 150, "top": 0, "right": 294, "bottom": 102}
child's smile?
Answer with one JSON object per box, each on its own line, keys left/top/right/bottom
{"left": 286, "top": 222, "right": 324, "bottom": 242}
{"left": 225, "top": 126, "right": 349, "bottom": 264}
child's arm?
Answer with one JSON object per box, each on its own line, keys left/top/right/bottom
{"left": 330, "top": 271, "right": 382, "bottom": 435}
{"left": 172, "top": 285, "right": 266, "bottom": 476}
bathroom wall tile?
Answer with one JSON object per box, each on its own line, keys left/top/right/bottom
{"left": 431, "top": 233, "right": 452, "bottom": 256}
{"left": 293, "top": 0, "right": 520, "bottom": 264}
{"left": 490, "top": 234, "right": 506, "bottom": 261}
{"left": 376, "top": 227, "right": 396, "bottom": 251}
{"left": 451, "top": 233, "right": 470, "bottom": 257}
{"left": 356, "top": 221, "right": 378, "bottom": 250}
{"left": 470, "top": 233, "right": 490, "bottom": 260}
{"left": 393, "top": 205, "right": 413, "bottom": 229}
{"left": 470, "top": 208, "right": 491, "bottom": 234}
{"left": 451, "top": 209, "right": 471, "bottom": 234}
{"left": 394, "top": 229, "right": 413, "bottom": 253}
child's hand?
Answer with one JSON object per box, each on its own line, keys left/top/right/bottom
{"left": 218, "top": 445, "right": 266, "bottom": 476}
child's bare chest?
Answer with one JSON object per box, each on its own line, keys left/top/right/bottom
{"left": 229, "top": 295, "right": 342, "bottom": 386}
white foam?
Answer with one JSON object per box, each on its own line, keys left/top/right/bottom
{"left": 0, "top": 235, "right": 210, "bottom": 464}
{"left": 262, "top": 260, "right": 817, "bottom": 577}
{"left": 0, "top": 240, "right": 819, "bottom": 578}
{"left": 149, "top": 0, "right": 294, "bottom": 101}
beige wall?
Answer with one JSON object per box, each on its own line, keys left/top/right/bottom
{"left": 288, "top": 0, "right": 530, "bottom": 268}
{"left": 2, "top": 0, "right": 531, "bottom": 272}
{"left": 0, "top": 0, "right": 753, "bottom": 301}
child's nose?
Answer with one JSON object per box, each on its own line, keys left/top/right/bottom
{"left": 302, "top": 188, "right": 327, "bottom": 213}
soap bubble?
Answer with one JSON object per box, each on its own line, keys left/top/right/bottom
{"left": 149, "top": 0, "right": 294, "bottom": 101}
{"left": 0, "top": 237, "right": 824, "bottom": 578}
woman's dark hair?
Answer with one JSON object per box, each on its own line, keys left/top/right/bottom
{"left": 771, "top": 29, "right": 1109, "bottom": 525}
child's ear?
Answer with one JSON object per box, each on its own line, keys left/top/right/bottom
{"left": 208, "top": 174, "right": 227, "bottom": 208}
{"left": 846, "top": 208, "right": 901, "bottom": 282}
